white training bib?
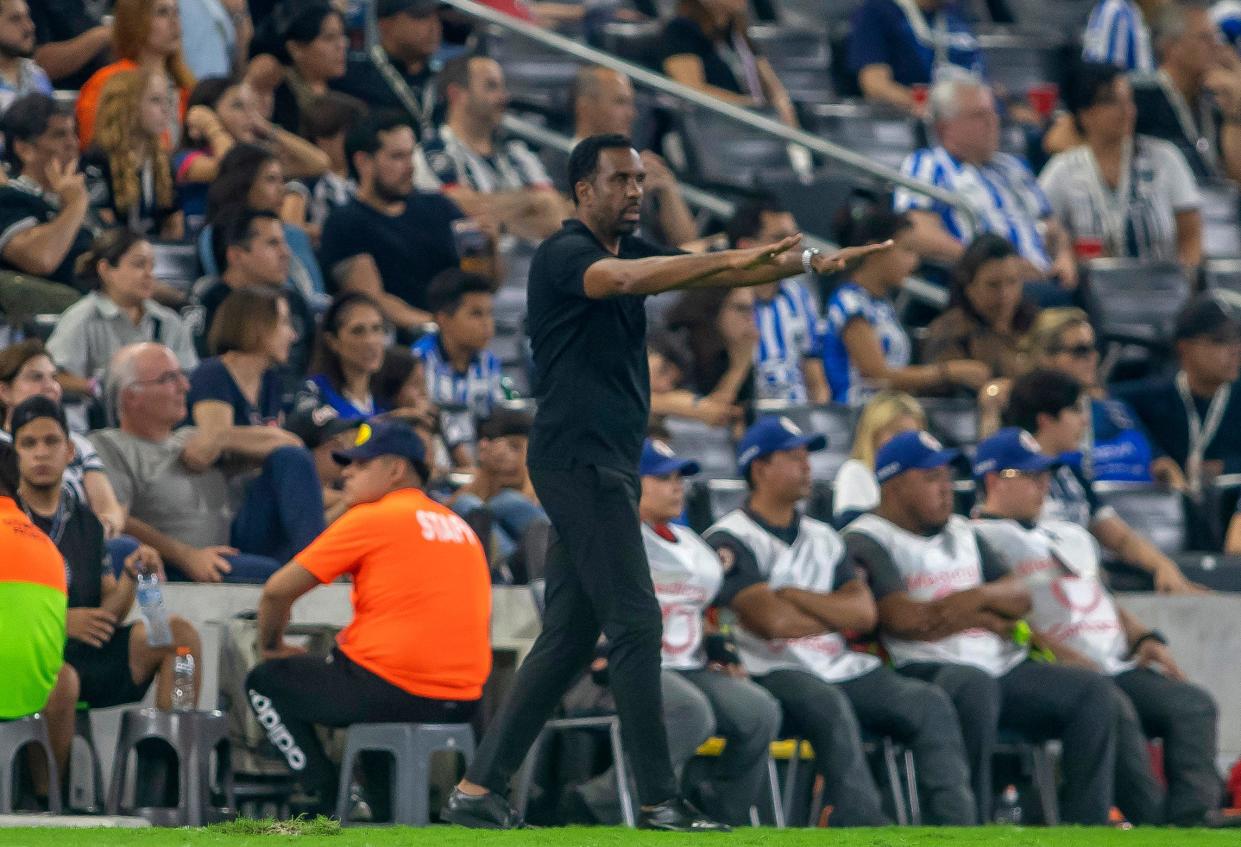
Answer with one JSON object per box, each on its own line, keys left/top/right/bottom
{"left": 846, "top": 514, "right": 1027, "bottom": 677}
{"left": 708, "top": 511, "right": 880, "bottom": 683}
{"left": 643, "top": 523, "right": 725, "bottom": 671}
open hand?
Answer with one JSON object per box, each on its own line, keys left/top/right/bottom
{"left": 810, "top": 239, "right": 894, "bottom": 274}
{"left": 728, "top": 234, "right": 803, "bottom": 271}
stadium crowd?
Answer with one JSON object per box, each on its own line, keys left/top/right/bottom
{"left": 2, "top": 0, "right": 1241, "bottom": 829}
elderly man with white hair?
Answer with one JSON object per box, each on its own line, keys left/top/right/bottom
{"left": 894, "top": 73, "right": 1078, "bottom": 303}
{"left": 88, "top": 342, "right": 325, "bottom": 583}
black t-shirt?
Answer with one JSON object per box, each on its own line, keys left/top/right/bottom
{"left": 190, "top": 278, "right": 314, "bottom": 392}
{"left": 1116, "top": 376, "right": 1241, "bottom": 476}
{"left": 526, "top": 218, "right": 680, "bottom": 471}
{"left": 0, "top": 182, "right": 95, "bottom": 287}
{"left": 187, "top": 356, "right": 284, "bottom": 426}
{"left": 331, "top": 53, "right": 437, "bottom": 128}
{"left": 1133, "top": 76, "right": 1219, "bottom": 184}
{"left": 844, "top": 526, "right": 1010, "bottom": 601}
{"left": 83, "top": 149, "right": 179, "bottom": 237}
{"left": 319, "top": 193, "right": 464, "bottom": 311}
{"left": 30, "top": 0, "right": 108, "bottom": 89}
{"left": 26, "top": 493, "right": 107, "bottom": 610}
{"left": 663, "top": 17, "right": 746, "bottom": 95}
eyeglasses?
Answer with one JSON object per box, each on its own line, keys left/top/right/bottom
{"left": 133, "top": 369, "right": 188, "bottom": 388}
{"left": 998, "top": 468, "right": 1050, "bottom": 480}
{"left": 1051, "top": 343, "right": 1096, "bottom": 359}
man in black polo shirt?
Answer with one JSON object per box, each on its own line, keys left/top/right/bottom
{"left": 443, "top": 133, "right": 890, "bottom": 831}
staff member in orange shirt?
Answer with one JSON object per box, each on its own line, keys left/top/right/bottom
{"left": 246, "top": 419, "right": 492, "bottom": 812}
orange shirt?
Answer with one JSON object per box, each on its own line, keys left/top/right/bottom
{"left": 75, "top": 60, "right": 190, "bottom": 150}
{"left": 296, "top": 487, "right": 492, "bottom": 700}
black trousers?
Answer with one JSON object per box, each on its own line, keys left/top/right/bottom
{"left": 901, "top": 660, "right": 1117, "bottom": 825}
{"left": 246, "top": 648, "right": 478, "bottom": 803}
{"left": 757, "top": 667, "right": 977, "bottom": 826}
{"left": 466, "top": 464, "right": 676, "bottom": 804}
{"left": 1115, "top": 667, "right": 1221, "bottom": 826}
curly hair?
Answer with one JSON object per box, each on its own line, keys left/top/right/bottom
{"left": 94, "top": 68, "right": 175, "bottom": 219}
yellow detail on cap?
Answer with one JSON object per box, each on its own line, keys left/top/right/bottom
{"left": 355, "top": 423, "right": 373, "bottom": 446}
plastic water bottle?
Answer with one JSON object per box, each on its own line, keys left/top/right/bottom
{"left": 136, "top": 565, "right": 172, "bottom": 647}
{"left": 171, "top": 647, "right": 195, "bottom": 711}
{"left": 994, "top": 784, "right": 1023, "bottom": 825}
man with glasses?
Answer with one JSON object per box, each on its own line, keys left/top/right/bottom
{"left": 1008, "top": 368, "right": 1198, "bottom": 592}
{"left": 89, "top": 342, "right": 325, "bottom": 583}
{"left": 972, "top": 426, "right": 1230, "bottom": 827}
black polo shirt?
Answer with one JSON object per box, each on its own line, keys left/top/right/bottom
{"left": 526, "top": 218, "right": 680, "bottom": 471}
{"left": 331, "top": 52, "right": 437, "bottom": 130}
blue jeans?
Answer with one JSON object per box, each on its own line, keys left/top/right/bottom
{"left": 230, "top": 446, "right": 326, "bottom": 564}
{"left": 452, "top": 488, "right": 546, "bottom": 561}
{"left": 107, "top": 534, "right": 282, "bottom": 584}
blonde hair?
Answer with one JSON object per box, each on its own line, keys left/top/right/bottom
{"left": 95, "top": 68, "right": 174, "bottom": 219}
{"left": 1022, "top": 307, "right": 1091, "bottom": 366}
{"left": 851, "top": 391, "right": 927, "bottom": 468}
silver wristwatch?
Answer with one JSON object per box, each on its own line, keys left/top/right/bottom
{"left": 802, "top": 247, "right": 822, "bottom": 276}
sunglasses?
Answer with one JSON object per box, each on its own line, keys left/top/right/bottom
{"left": 1051, "top": 343, "right": 1096, "bottom": 359}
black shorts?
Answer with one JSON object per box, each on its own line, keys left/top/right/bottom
{"left": 64, "top": 623, "right": 154, "bottom": 709}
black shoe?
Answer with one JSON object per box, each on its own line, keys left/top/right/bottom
{"left": 639, "top": 797, "right": 731, "bottom": 832}
{"left": 1203, "top": 809, "right": 1241, "bottom": 828}
{"left": 440, "top": 787, "right": 524, "bottom": 829}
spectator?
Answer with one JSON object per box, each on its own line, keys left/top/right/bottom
{"left": 414, "top": 269, "right": 503, "bottom": 416}
{"left": 449, "top": 409, "right": 547, "bottom": 567}
{"left": 1041, "top": 62, "right": 1202, "bottom": 269}
{"left": 75, "top": 0, "right": 196, "bottom": 151}
{"left": 179, "top": 0, "right": 252, "bottom": 81}
{"left": 1117, "top": 294, "right": 1241, "bottom": 496}
{"left": 647, "top": 330, "right": 742, "bottom": 428}
{"left": 192, "top": 208, "right": 313, "bottom": 382}
{"left": 297, "top": 90, "right": 365, "bottom": 234}
{"left": 0, "top": 94, "right": 93, "bottom": 300}
{"left": 46, "top": 229, "right": 198, "bottom": 404}
{"left": 0, "top": 340, "right": 127, "bottom": 536}
{"left": 1083, "top": 0, "right": 1158, "bottom": 71}
{"left": 284, "top": 399, "right": 359, "bottom": 524}
{"left": 199, "top": 143, "right": 327, "bottom": 307}
{"left": 973, "top": 426, "right": 1225, "bottom": 827}
{"left": 570, "top": 67, "right": 697, "bottom": 249}
{"left": 1213, "top": 0, "right": 1241, "bottom": 49}
{"left": 177, "top": 77, "right": 331, "bottom": 232}
{"left": 725, "top": 196, "right": 829, "bottom": 404}
{"left": 832, "top": 390, "right": 926, "bottom": 526}
{"left": 705, "top": 416, "right": 976, "bottom": 826}
{"left": 845, "top": 429, "right": 1118, "bottom": 823}
{"left": 331, "top": 0, "right": 440, "bottom": 131}
{"left": 895, "top": 74, "right": 1077, "bottom": 300}
{"left": 665, "top": 286, "right": 759, "bottom": 425}
{"left": 1005, "top": 368, "right": 1200, "bottom": 593}
{"left": 30, "top": 0, "right": 110, "bottom": 90}
{"left": 0, "top": 440, "right": 76, "bottom": 805}
{"left": 12, "top": 395, "right": 203, "bottom": 714}
{"left": 299, "top": 292, "right": 389, "bottom": 421}
{"left": 85, "top": 68, "right": 185, "bottom": 239}
{"left": 421, "top": 55, "right": 565, "bottom": 241}
{"left": 570, "top": 437, "right": 781, "bottom": 825}
{"left": 321, "top": 111, "right": 466, "bottom": 330}
{"left": 662, "top": 0, "right": 798, "bottom": 129}
{"left": 0, "top": 0, "right": 52, "bottom": 116}
{"left": 847, "top": 0, "right": 982, "bottom": 111}
{"left": 1024, "top": 307, "right": 1177, "bottom": 486}
{"left": 1133, "top": 1, "right": 1241, "bottom": 183}
{"left": 821, "top": 210, "right": 990, "bottom": 406}
{"left": 246, "top": 419, "right": 490, "bottom": 813}
{"left": 370, "top": 346, "right": 444, "bottom": 479}
{"left": 188, "top": 286, "right": 294, "bottom": 433}
{"left": 250, "top": 1, "right": 347, "bottom": 136}
{"left": 91, "top": 341, "right": 323, "bottom": 582}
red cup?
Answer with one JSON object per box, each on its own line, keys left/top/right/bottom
{"left": 911, "top": 83, "right": 929, "bottom": 112}
{"left": 1074, "top": 235, "right": 1105, "bottom": 261}
{"left": 1028, "top": 83, "right": 1059, "bottom": 120}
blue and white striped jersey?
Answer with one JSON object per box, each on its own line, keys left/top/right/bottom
{"left": 894, "top": 146, "right": 1053, "bottom": 272}
{"left": 821, "top": 282, "right": 911, "bottom": 407}
{"left": 411, "top": 330, "right": 505, "bottom": 419}
{"left": 753, "top": 279, "right": 823, "bottom": 403}
{"left": 1082, "top": 0, "right": 1154, "bottom": 71}
{"left": 1212, "top": 0, "right": 1241, "bottom": 49}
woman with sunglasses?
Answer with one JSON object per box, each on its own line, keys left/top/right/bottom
{"left": 1024, "top": 307, "right": 1184, "bottom": 487}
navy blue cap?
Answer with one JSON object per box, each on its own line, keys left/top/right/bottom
{"left": 875, "top": 430, "right": 959, "bottom": 484}
{"left": 640, "top": 438, "right": 700, "bottom": 478}
{"left": 736, "top": 415, "right": 827, "bottom": 474}
{"left": 972, "top": 427, "right": 1058, "bottom": 478}
{"left": 332, "top": 419, "right": 426, "bottom": 467}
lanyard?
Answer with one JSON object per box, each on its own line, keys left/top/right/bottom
{"left": 22, "top": 492, "right": 72, "bottom": 547}
{"left": 1158, "top": 71, "right": 1220, "bottom": 177}
{"left": 1175, "top": 369, "right": 1230, "bottom": 496}
{"left": 1082, "top": 138, "right": 1137, "bottom": 257}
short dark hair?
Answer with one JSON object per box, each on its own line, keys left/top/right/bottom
{"left": 206, "top": 143, "right": 278, "bottom": 223}
{"left": 437, "top": 53, "right": 477, "bottom": 103}
{"left": 1, "top": 94, "right": 70, "bottom": 173}
{"left": 427, "top": 268, "right": 493, "bottom": 315}
{"left": 301, "top": 91, "right": 368, "bottom": 142}
{"left": 567, "top": 133, "right": 633, "bottom": 206}
{"left": 213, "top": 208, "right": 282, "bottom": 274}
{"left": 74, "top": 228, "right": 149, "bottom": 290}
{"left": 724, "top": 193, "right": 788, "bottom": 248}
{"left": 838, "top": 208, "right": 912, "bottom": 249}
{"left": 10, "top": 395, "right": 70, "bottom": 441}
{"left": 1065, "top": 61, "right": 1125, "bottom": 132}
{"left": 1002, "top": 368, "right": 1083, "bottom": 433}
{"left": 345, "top": 109, "right": 414, "bottom": 179}
{"left": 268, "top": 1, "right": 343, "bottom": 64}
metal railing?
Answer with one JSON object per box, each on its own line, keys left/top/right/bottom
{"left": 432, "top": 0, "right": 980, "bottom": 231}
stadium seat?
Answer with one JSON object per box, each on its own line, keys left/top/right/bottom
{"left": 0, "top": 714, "right": 61, "bottom": 813}
{"left": 597, "top": 20, "right": 664, "bottom": 70}
{"left": 1094, "top": 482, "right": 1188, "bottom": 557}
{"left": 806, "top": 103, "right": 920, "bottom": 172}
{"left": 1204, "top": 258, "right": 1241, "bottom": 297}
{"left": 976, "top": 30, "right": 1067, "bottom": 95}
{"left": 749, "top": 26, "right": 834, "bottom": 105}
{"left": 481, "top": 27, "right": 583, "bottom": 115}
{"left": 993, "top": 731, "right": 1060, "bottom": 825}
{"left": 921, "top": 397, "right": 980, "bottom": 449}
{"left": 512, "top": 714, "right": 637, "bottom": 826}
{"left": 150, "top": 240, "right": 203, "bottom": 293}
{"left": 764, "top": 171, "right": 887, "bottom": 249}
{"left": 68, "top": 709, "right": 105, "bottom": 813}
{"left": 1083, "top": 259, "right": 1191, "bottom": 347}
{"left": 673, "top": 105, "right": 797, "bottom": 189}
{"left": 1199, "top": 183, "right": 1241, "bottom": 258}
{"left": 703, "top": 477, "right": 749, "bottom": 525}
{"left": 780, "top": 734, "right": 911, "bottom": 826}
{"left": 1004, "top": 0, "right": 1093, "bottom": 32}
{"left": 664, "top": 417, "right": 736, "bottom": 478}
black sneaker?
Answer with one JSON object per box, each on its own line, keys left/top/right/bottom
{"left": 440, "top": 787, "right": 524, "bottom": 829}
{"left": 639, "top": 797, "right": 731, "bottom": 832}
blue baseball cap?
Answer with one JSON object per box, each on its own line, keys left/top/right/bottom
{"left": 332, "top": 419, "right": 427, "bottom": 468}
{"left": 640, "top": 438, "right": 700, "bottom": 478}
{"left": 972, "top": 427, "right": 1058, "bottom": 478}
{"left": 736, "top": 415, "right": 827, "bottom": 474}
{"left": 875, "top": 431, "right": 959, "bottom": 484}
